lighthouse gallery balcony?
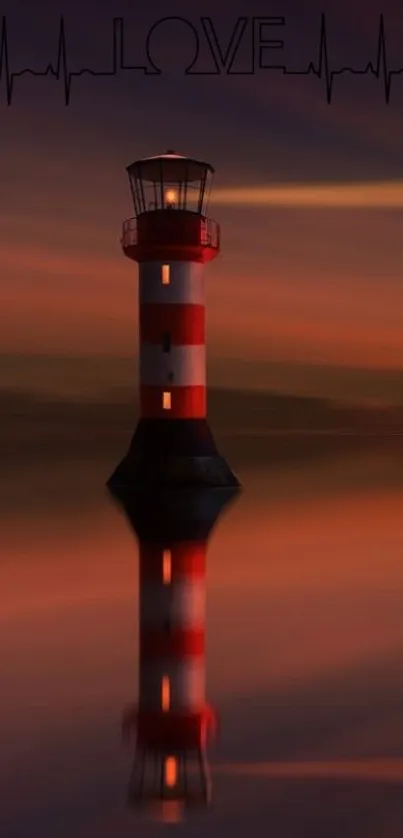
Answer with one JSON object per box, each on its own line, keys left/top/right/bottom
{"left": 121, "top": 210, "right": 220, "bottom": 264}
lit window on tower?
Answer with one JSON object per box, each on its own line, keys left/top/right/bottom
{"left": 163, "top": 391, "right": 171, "bottom": 410}
{"left": 163, "top": 549, "right": 172, "bottom": 584}
{"left": 161, "top": 675, "right": 171, "bottom": 711}
{"left": 162, "top": 264, "right": 170, "bottom": 284}
{"left": 164, "top": 756, "right": 178, "bottom": 787}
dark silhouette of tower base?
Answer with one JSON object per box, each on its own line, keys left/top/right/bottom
{"left": 107, "top": 151, "right": 240, "bottom": 492}
{"left": 110, "top": 485, "right": 239, "bottom": 818}
{"left": 108, "top": 418, "right": 239, "bottom": 491}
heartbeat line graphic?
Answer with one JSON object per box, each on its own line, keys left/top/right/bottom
{"left": 0, "top": 13, "right": 402, "bottom": 105}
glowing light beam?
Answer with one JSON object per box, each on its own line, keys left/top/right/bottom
{"left": 212, "top": 180, "right": 403, "bottom": 209}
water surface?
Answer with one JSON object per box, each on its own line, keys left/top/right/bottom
{"left": 2, "top": 442, "right": 403, "bottom": 837}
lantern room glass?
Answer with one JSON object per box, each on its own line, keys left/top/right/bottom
{"left": 126, "top": 156, "right": 213, "bottom": 218}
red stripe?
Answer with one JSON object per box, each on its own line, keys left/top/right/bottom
{"left": 122, "top": 707, "right": 217, "bottom": 749}
{"left": 136, "top": 708, "right": 215, "bottom": 749}
{"left": 139, "top": 543, "right": 206, "bottom": 580}
{"left": 125, "top": 243, "right": 217, "bottom": 263}
{"left": 124, "top": 211, "right": 220, "bottom": 264}
{"left": 140, "top": 629, "right": 205, "bottom": 658}
{"left": 140, "top": 304, "right": 205, "bottom": 345}
{"left": 141, "top": 385, "right": 206, "bottom": 418}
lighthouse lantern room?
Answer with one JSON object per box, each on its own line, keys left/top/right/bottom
{"left": 126, "top": 151, "right": 213, "bottom": 215}
{"left": 121, "top": 151, "right": 220, "bottom": 263}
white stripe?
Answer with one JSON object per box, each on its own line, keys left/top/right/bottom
{"left": 139, "top": 261, "right": 205, "bottom": 305}
{"left": 140, "top": 344, "right": 205, "bottom": 387}
{"left": 139, "top": 659, "right": 205, "bottom": 710}
{"left": 140, "top": 579, "right": 205, "bottom": 627}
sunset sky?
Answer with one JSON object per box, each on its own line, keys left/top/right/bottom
{"left": 1, "top": 0, "right": 403, "bottom": 402}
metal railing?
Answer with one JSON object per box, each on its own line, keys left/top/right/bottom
{"left": 121, "top": 214, "right": 220, "bottom": 250}
{"left": 200, "top": 217, "right": 220, "bottom": 248}
{"left": 121, "top": 216, "right": 137, "bottom": 247}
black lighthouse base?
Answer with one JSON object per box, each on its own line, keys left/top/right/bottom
{"left": 107, "top": 418, "right": 240, "bottom": 492}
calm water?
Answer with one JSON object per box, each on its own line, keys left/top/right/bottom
{"left": 2, "top": 442, "right": 403, "bottom": 837}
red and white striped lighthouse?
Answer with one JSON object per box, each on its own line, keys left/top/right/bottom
{"left": 117, "top": 489, "right": 237, "bottom": 817}
{"left": 108, "top": 151, "right": 239, "bottom": 490}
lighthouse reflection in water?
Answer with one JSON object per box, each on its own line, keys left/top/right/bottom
{"left": 109, "top": 486, "right": 238, "bottom": 821}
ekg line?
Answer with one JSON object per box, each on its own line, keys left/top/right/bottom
{"left": 0, "top": 14, "right": 401, "bottom": 105}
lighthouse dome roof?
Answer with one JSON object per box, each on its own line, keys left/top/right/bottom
{"left": 127, "top": 150, "right": 214, "bottom": 182}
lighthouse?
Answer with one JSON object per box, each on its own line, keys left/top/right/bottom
{"left": 107, "top": 150, "right": 240, "bottom": 490}
{"left": 113, "top": 488, "right": 237, "bottom": 818}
